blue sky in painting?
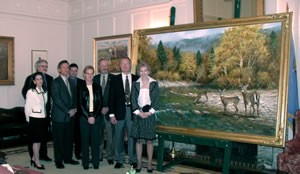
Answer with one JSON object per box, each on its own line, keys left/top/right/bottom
{"left": 149, "top": 22, "right": 282, "bottom": 45}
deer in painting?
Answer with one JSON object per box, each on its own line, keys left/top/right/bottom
{"left": 194, "top": 90, "right": 208, "bottom": 104}
{"left": 240, "top": 84, "right": 260, "bottom": 116}
{"left": 218, "top": 89, "right": 240, "bottom": 113}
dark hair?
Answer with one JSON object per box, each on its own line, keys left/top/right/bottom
{"left": 30, "top": 72, "right": 47, "bottom": 92}
{"left": 57, "top": 60, "right": 69, "bottom": 69}
{"left": 70, "top": 63, "right": 78, "bottom": 69}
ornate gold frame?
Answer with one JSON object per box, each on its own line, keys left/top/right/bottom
{"left": 0, "top": 36, "right": 14, "bottom": 85}
{"left": 193, "top": 0, "right": 265, "bottom": 23}
{"left": 93, "top": 34, "right": 132, "bottom": 73}
{"left": 132, "top": 13, "right": 292, "bottom": 147}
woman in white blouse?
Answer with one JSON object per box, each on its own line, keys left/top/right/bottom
{"left": 131, "top": 62, "right": 159, "bottom": 173}
{"left": 25, "top": 72, "right": 48, "bottom": 170}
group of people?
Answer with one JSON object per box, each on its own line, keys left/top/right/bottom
{"left": 22, "top": 57, "right": 159, "bottom": 173}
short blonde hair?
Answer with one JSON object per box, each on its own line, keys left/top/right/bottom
{"left": 137, "top": 61, "right": 151, "bottom": 75}
{"left": 83, "top": 65, "right": 94, "bottom": 74}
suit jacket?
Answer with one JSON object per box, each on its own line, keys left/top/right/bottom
{"left": 72, "top": 77, "right": 85, "bottom": 116}
{"left": 93, "top": 73, "right": 114, "bottom": 107}
{"left": 131, "top": 78, "right": 159, "bottom": 114}
{"left": 109, "top": 73, "right": 139, "bottom": 120}
{"left": 79, "top": 82, "right": 103, "bottom": 120}
{"left": 93, "top": 73, "right": 114, "bottom": 120}
{"left": 51, "top": 76, "right": 77, "bottom": 123}
{"left": 22, "top": 73, "right": 53, "bottom": 116}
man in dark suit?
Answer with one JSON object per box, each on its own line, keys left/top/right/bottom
{"left": 22, "top": 59, "right": 52, "bottom": 162}
{"left": 109, "top": 57, "right": 138, "bottom": 169}
{"left": 51, "top": 60, "right": 79, "bottom": 169}
{"left": 93, "top": 58, "right": 115, "bottom": 165}
{"left": 69, "top": 63, "right": 85, "bottom": 160}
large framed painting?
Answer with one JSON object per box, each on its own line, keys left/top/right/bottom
{"left": 31, "top": 50, "right": 48, "bottom": 73}
{"left": 132, "top": 12, "right": 292, "bottom": 147}
{"left": 0, "top": 36, "right": 14, "bottom": 85}
{"left": 93, "top": 34, "right": 132, "bottom": 73}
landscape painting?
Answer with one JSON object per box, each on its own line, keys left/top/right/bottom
{"left": 94, "top": 34, "right": 131, "bottom": 72}
{"left": 0, "top": 36, "right": 14, "bottom": 85}
{"left": 132, "top": 13, "right": 292, "bottom": 147}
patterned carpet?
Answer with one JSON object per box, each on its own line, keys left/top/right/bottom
{"left": 1, "top": 142, "right": 220, "bottom": 174}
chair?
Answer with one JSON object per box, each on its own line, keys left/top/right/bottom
{"left": 277, "top": 110, "right": 300, "bottom": 174}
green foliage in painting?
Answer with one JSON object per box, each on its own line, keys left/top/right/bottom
{"left": 137, "top": 35, "right": 160, "bottom": 74}
{"left": 138, "top": 23, "right": 281, "bottom": 90}
{"left": 179, "top": 52, "right": 197, "bottom": 80}
{"left": 173, "top": 46, "right": 182, "bottom": 64}
{"left": 157, "top": 40, "right": 168, "bottom": 70}
{"left": 196, "top": 50, "right": 202, "bottom": 66}
{"left": 209, "top": 25, "right": 272, "bottom": 88}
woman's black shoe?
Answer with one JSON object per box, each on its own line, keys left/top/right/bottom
{"left": 32, "top": 161, "right": 45, "bottom": 170}
{"left": 136, "top": 168, "right": 141, "bottom": 173}
{"left": 147, "top": 168, "right": 153, "bottom": 173}
{"left": 83, "top": 166, "right": 88, "bottom": 170}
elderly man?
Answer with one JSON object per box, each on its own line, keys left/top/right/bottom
{"left": 22, "top": 59, "right": 53, "bottom": 162}
{"left": 93, "top": 58, "right": 115, "bottom": 165}
{"left": 109, "top": 57, "right": 138, "bottom": 169}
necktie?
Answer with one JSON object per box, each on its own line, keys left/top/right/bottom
{"left": 101, "top": 76, "right": 106, "bottom": 94}
{"left": 74, "top": 78, "right": 77, "bottom": 87}
{"left": 65, "top": 79, "right": 72, "bottom": 98}
{"left": 43, "top": 74, "right": 47, "bottom": 89}
{"left": 125, "top": 75, "right": 130, "bottom": 104}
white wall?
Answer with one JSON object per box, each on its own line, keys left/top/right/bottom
{"left": 0, "top": 0, "right": 68, "bottom": 108}
{"left": 68, "top": 0, "right": 194, "bottom": 77}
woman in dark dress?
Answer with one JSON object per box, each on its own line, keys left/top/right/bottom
{"left": 131, "top": 62, "right": 159, "bottom": 173}
{"left": 24, "top": 72, "right": 48, "bottom": 170}
{"left": 78, "top": 65, "right": 103, "bottom": 170}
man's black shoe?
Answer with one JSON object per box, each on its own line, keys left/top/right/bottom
{"left": 75, "top": 155, "right": 82, "bottom": 160}
{"left": 40, "top": 156, "right": 52, "bottom": 161}
{"left": 131, "top": 162, "right": 137, "bottom": 169}
{"left": 114, "top": 163, "right": 124, "bottom": 168}
{"left": 64, "top": 159, "right": 80, "bottom": 165}
{"left": 107, "top": 159, "right": 114, "bottom": 165}
{"left": 55, "top": 162, "right": 65, "bottom": 169}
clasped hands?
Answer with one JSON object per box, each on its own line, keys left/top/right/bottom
{"left": 69, "top": 108, "right": 77, "bottom": 117}
{"left": 138, "top": 112, "right": 151, "bottom": 119}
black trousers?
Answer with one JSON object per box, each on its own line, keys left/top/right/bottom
{"left": 28, "top": 117, "right": 50, "bottom": 159}
{"left": 74, "top": 113, "right": 81, "bottom": 158}
{"left": 52, "top": 117, "right": 75, "bottom": 163}
{"left": 80, "top": 116, "right": 101, "bottom": 168}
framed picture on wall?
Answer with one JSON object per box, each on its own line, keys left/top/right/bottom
{"left": 132, "top": 12, "right": 292, "bottom": 147}
{"left": 93, "top": 34, "right": 132, "bottom": 73}
{"left": 31, "top": 50, "right": 48, "bottom": 73}
{"left": 0, "top": 36, "right": 14, "bottom": 85}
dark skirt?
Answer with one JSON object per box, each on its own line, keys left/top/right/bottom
{"left": 131, "top": 114, "right": 156, "bottom": 140}
{"left": 28, "top": 117, "right": 47, "bottom": 143}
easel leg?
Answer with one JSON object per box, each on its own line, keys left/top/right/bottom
{"left": 157, "top": 135, "right": 165, "bottom": 171}
{"left": 223, "top": 142, "right": 232, "bottom": 174}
